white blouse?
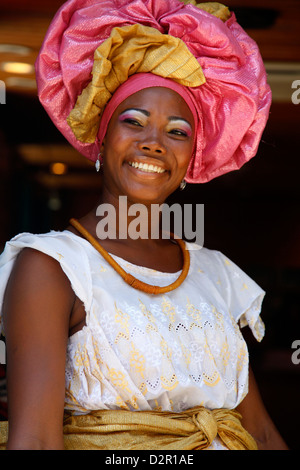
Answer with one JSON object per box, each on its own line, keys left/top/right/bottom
{"left": 0, "top": 231, "right": 265, "bottom": 449}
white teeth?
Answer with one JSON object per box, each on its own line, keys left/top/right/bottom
{"left": 128, "top": 161, "right": 166, "bottom": 173}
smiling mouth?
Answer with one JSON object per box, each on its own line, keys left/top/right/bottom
{"left": 127, "top": 161, "right": 167, "bottom": 174}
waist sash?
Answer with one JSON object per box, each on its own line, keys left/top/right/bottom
{"left": 0, "top": 406, "right": 257, "bottom": 450}
{"left": 63, "top": 406, "right": 257, "bottom": 450}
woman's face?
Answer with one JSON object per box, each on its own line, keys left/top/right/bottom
{"left": 101, "top": 86, "right": 195, "bottom": 204}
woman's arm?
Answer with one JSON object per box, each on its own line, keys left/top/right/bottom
{"left": 236, "top": 366, "right": 289, "bottom": 450}
{"left": 3, "top": 248, "right": 75, "bottom": 450}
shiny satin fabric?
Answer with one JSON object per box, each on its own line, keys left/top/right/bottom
{"left": 35, "top": 0, "right": 272, "bottom": 184}
{"left": 0, "top": 406, "right": 257, "bottom": 450}
{"left": 67, "top": 24, "right": 205, "bottom": 145}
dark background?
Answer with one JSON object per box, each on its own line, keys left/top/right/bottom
{"left": 0, "top": 0, "right": 299, "bottom": 449}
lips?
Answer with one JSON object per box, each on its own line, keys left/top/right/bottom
{"left": 127, "top": 160, "right": 167, "bottom": 174}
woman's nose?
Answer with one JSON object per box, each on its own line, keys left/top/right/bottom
{"left": 138, "top": 129, "right": 166, "bottom": 154}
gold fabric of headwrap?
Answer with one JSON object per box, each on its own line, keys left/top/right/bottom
{"left": 181, "top": 1, "right": 230, "bottom": 22}
{"left": 62, "top": 406, "right": 257, "bottom": 450}
{"left": 67, "top": 24, "right": 205, "bottom": 144}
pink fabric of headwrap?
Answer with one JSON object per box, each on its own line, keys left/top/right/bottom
{"left": 97, "top": 73, "right": 199, "bottom": 157}
{"left": 35, "top": 0, "right": 272, "bottom": 183}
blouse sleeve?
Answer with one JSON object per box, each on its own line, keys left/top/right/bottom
{"left": 0, "top": 231, "right": 93, "bottom": 337}
{"left": 213, "top": 250, "right": 265, "bottom": 342}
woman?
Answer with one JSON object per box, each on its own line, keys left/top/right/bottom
{"left": 0, "top": 0, "right": 288, "bottom": 450}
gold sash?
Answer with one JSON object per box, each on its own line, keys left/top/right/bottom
{"left": 0, "top": 421, "right": 7, "bottom": 450}
{"left": 0, "top": 406, "right": 257, "bottom": 450}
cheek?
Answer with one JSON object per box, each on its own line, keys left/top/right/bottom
{"left": 103, "top": 131, "right": 124, "bottom": 162}
{"left": 175, "top": 141, "right": 194, "bottom": 170}
{"left": 104, "top": 129, "right": 121, "bottom": 151}
{"left": 104, "top": 124, "right": 135, "bottom": 158}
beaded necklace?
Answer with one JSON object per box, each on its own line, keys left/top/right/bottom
{"left": 69, "top": 218, "right": 190, "bottom": 294}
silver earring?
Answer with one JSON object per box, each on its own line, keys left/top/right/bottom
{"left": 95, "top": 153, "right": 102, "bottom": 172}
{"left": 179, "top": 179, "right": 186, "bottom": 191}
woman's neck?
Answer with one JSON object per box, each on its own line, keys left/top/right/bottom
{"left": 69, "top": 191, "right": 184, "bottom": 272}
{"left": 90, "top": 189, "right": 167, "bottom": 242}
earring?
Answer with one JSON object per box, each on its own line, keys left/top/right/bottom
{"left": 179, "top": 179, "right": 186, "bottom": 191}
{"left": 95, "top": 153, "right": 102, "bottom": 172}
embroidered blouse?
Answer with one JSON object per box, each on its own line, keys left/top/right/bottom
{"left": 0, "top": 231, "right": 265, "bottom": 449}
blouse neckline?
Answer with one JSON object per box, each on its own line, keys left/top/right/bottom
{"left": 63, "top": 229, "right": 191, "bottom": 278}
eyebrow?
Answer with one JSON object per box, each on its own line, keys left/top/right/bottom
{"left": 168, "top": 116, "right": 193, "bottom": 128}
{"left": 121, "top": 108, "right": 150, "bottom": 117}
{"left": 121, "top": 108, "right": 192, "bottom": 127}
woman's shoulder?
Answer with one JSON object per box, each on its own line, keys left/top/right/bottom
{"left": 0, "top": 230, "right": 93, "bottom": 324}
{"left": 2, "top": 229, "right": 80, "bottom": 251}
{"left": 4, "top": 244, "right": 75, "bottom": 307}
{"left": 187, "top": 242, "right": 265, "bottom": 295}
{"left": 0, "top": 230, "right": 89, "bottom": 267}
{"left": 187, "top": 242, "right": 265, "bottom": 341}
{"left": 186, "top": 242, "right": 230, "bottom": 269}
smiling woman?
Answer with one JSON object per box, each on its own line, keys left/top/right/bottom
{"left": 100, "top": 85, "right": 195, "bottom": 206}
{"left": 0, "top": 0, "right": 288, "bottom": 451}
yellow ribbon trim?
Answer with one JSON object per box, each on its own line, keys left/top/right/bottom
{"left": 67, "top": 24, "right": 205, "bottom": 144}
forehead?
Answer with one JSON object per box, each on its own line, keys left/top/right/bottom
{"left": 116, "top": 86, "right": 194, "bottom": 123}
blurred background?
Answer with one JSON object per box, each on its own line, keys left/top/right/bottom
{"left": 0, "top": 0, "right": 299, "bottom": 449}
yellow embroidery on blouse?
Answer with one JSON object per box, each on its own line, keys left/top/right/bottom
{"left": 114, "top": 302, "right": 130, "bottom": 343}
{"left": 130, "top": 341, "right": 146, "bottom": 378}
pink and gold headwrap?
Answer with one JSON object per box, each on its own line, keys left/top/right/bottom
{"left": 35, "top": 0, "right": 272, "bottom": 183}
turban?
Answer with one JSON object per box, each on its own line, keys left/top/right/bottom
{"left": 35, "top": 0, "right": 272, "bottom": 183}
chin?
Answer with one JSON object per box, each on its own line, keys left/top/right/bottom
{"left": 126, "top": 186, "right": 176, "bottom": 206}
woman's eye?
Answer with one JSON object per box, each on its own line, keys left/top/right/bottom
{"left": 123, "top": 118, "right": 143, "bottom": 127}
{"left": 169, "top": 129, "right": 188, "bottom": 137}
